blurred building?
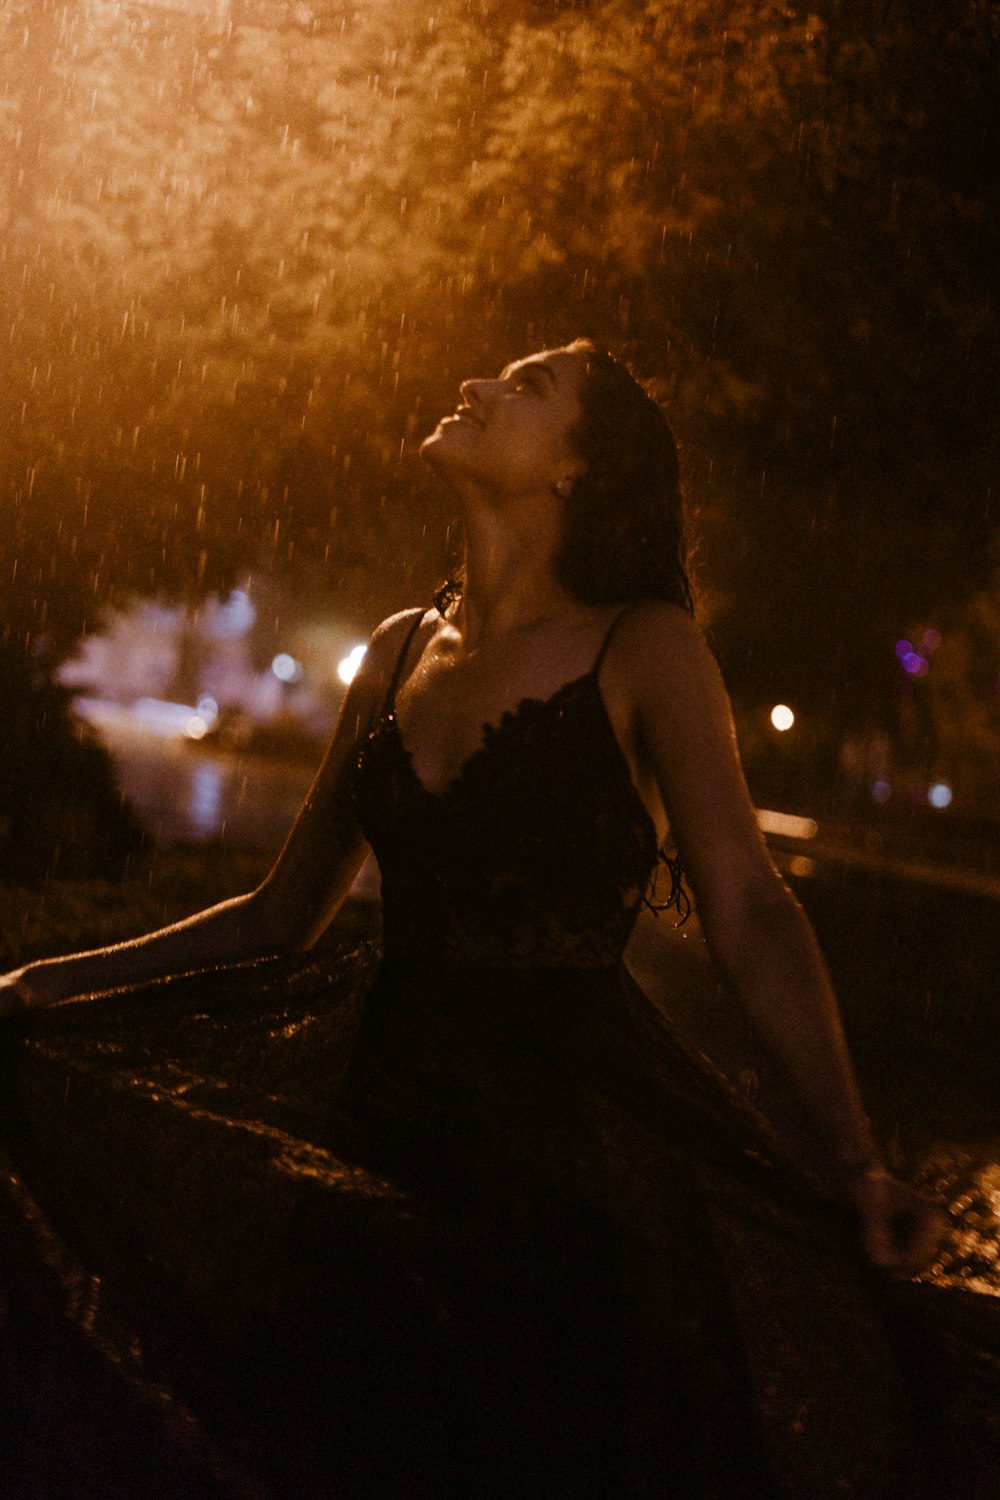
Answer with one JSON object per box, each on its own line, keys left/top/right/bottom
{"left": 57, "top": 589, "right": 364, "bottom": 750}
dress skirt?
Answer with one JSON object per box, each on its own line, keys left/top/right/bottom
{"left": 1, "top": 942, "right": 998, "bottom": 1499}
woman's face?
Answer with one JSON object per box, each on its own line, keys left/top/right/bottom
{"left": 421, "top": 345, "right": 588, "bottom": 500}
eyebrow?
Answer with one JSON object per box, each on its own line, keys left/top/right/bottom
{"left": 501, "top": 359, "right": 557, "bottom": 386}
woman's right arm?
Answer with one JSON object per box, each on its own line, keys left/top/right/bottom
{"left": 0, "top": 612, "right": 416, "bottom": 1015}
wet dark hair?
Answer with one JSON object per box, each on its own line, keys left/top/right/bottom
{"left": 554, "top": 340, "right": 693, "bottom": 614}
{"left": 557, "top": 344, "right": 693, "bottom": 921}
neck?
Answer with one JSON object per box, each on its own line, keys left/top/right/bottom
{"left": 450, "top": 488, "right": 575, "bottom": 649}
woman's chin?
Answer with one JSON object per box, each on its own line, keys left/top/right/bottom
{"left": 419, "top": 421, "right": 448, "bottom": 453}
{"left": 420, "top": 424, "right": 466, "bottom": 473}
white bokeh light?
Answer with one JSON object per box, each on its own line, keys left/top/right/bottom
{"left": 271, "top": 653, "right": 302, "bottom": 683}
{"left": 338, "top": 644, "right": 367, "bottom": 685}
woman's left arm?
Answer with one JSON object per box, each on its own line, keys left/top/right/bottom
{"left": 622, "top": 602, "right": 943, "bottom": 1271}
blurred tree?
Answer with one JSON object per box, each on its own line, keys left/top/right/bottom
{"left": 0, "top": 645, "right": 147, "bottom": 881}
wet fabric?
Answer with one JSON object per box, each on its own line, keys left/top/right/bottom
{"left": 2, "top": 608, "right": 1000, "bottom": 1497}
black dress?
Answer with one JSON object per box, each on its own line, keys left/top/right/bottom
{"left": 1, "top": 608, "right": 998, "bottom": 1498}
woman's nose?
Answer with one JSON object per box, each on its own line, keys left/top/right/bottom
{"left": 461, "top": 377, "right": 503, "bottom": 404}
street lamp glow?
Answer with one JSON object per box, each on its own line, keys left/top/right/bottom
{"left": 338, "top": 644, "right": 367, "bottom": 685}
{"left": 770, "top": 704, "right": 795, "bottom": 732}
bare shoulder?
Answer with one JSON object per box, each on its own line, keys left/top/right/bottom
{"left": 368, "top": 605, "right": 432, "bottom": 653}
{"left": 608, "top": 599, "right": 725, "bottom": 704}
{"left": 357, "top": 606, "right": 432, "bottom": 687}
{"left": 291, "top": 607, "right": 433, "bottom": 803}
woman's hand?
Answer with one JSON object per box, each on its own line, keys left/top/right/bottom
{"left": 845, "top": 1164, "right": 946, "bottom": 1273}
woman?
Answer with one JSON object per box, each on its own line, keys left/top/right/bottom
{"left": 0, "top": 342, "right": 951, "bottom": 1495}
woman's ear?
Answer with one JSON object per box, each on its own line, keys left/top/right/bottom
{"left": 552, "top": 477, "right": 576, "bottom": 499}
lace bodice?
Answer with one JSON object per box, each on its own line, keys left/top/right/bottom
{"left": 353, "top": 608, "right": 662, "bottom": 972}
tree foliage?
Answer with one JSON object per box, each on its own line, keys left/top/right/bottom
{"left": 0, "top": 645, "right": 147, "bottom": 879}
{"left": 2, "top": 0, "right": 996, "bottom": 725}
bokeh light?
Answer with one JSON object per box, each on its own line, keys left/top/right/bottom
{"left": 756, "top": 809, "right": 817, "bottom": 840}
{"left": 770, "top": 704, "right": 795, "bottom": 732}
{"left": 338, "top": 644, "right": 367, "bottom": 686}
{"left": 271, "top": 653, "right": 302, "bottom": 683}
{"left": 928, "top": 782, "right": 953, "bottom": 809}
{"left": 212, "top": 591, "right": 256, "bottom": 638}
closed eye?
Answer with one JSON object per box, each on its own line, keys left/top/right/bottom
{"left": 501, "top": 360, "right": 556, "bottom": 393}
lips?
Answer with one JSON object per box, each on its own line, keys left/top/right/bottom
{"left": 452, "top": 405, "right": 482, "bottom": 427}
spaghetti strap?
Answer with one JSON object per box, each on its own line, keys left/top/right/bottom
{"left": 590, "top": 607, "right": 631, "bottom": 681}
{"left": 381, "top": 608, "right": 430, "bottom": 719}
{"left": 383, "top": 604, "right": 626, "bottom": 721}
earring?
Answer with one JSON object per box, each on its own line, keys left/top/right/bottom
{"left": 553, "top": 478, "right": 574, "bottom": 499}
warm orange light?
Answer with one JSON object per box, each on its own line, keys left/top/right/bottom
{"left": 756, "top": 809, "right": 818, "bottom": 840}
